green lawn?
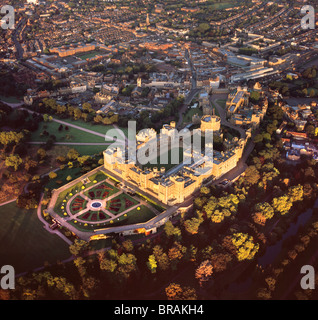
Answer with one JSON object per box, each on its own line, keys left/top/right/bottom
{"left": 141, "top": 147, "right": 184, "bottom": 171}
{"left": 216, "top": 99, "right": 227, "bottom": 108}
{"left": 31, "top": 120, "right": 107, "bottom": 144}
{"left": 71, "top": 144, "right": 107, "bottom": 156}
{"left": 76, "top": 50, "right": 105, "bottom": 60}
{"left": 0, "top": 95, "right": 21, "bottom": 103}
{"left": 59, "top": 118, "right": 128, "bottom": 138}
{"left": 0, "top": 202, "right": 70, "bottom": 274}
{"left": 183, "top": 107, "right": 202, "bottom": 124}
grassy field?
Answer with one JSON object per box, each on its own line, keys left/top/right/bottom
{"left": 183, "top": 107, "right": 202, "bottom": 124}
{"left": 216, "top": 99, "right": 227, "bottom": 108}
{"left": 70, "top": 144, "right": 106, "bottom": 156}
{"left": 141, "top": 147, "right": 184, "bottom": 171}
{"left": 0, "top": 95, "right": 21, "bottom": 103}
{"left": 76, "top": 50, "right": 105, "bottom": 60}
{"left": 31, "top": 120, "right": 107, "bottom": 144}
{"left": 59, "top": 118, "right": 128, "bottom": 138}
{"left": 0, "top": 202, "right": 70, "bottom": 274}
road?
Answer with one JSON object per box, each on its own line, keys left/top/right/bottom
{"left": 211, "top": 94, "right": 246, "bottom": 140}
{"left": 12, "top": 18, "right": 26, "bottom": 59}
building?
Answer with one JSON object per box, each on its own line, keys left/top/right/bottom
{"left": 226, "top": 86, "right": 249, "bottom": 115}
{"left": 103, "top": 122, "right": 246, "bottom": 205}
{"left": 200, "top": 114, "right": 221, "bottom": 133}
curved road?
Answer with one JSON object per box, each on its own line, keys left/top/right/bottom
{"left": 211, "top": 94, "right": 246, "bottom": 140}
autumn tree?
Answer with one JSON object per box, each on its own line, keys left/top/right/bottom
{"left": 99, "top": 258, "right": 117, "bottom": 273}
{"left": 0, "top": 131, "right": 24, "bottom": 153}
{"left": 147, "top": 254, "right": 157, "bottom": 273}
{"left": 183, "top": 217, "right": 202, "bottom": 234}
{"left": 67, "top": 148, "right": 80, "bottom": 160}
{"left": 287, "top": 185, "right": 304, "bottom": 203}
{"left": 272, "top": 195, "right": 293, "bottom": 215}
{"left": 195, "top": 260, "right": 213, "bottom": 287}
{"left": 165, "top": 283, "right": 197, "bottom": 300}
{"left": 5, "top": 154, "right": 22, "bottom": 171}
{"left": 69, "top": 239, "right": 89, "bottom": 256}
{"left": 152, "top": 245, "right": 170, "bottom": 271}
{"left": 230, "top": 233, "right": 259, "bottom": 261}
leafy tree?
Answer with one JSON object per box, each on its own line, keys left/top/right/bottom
{"left": 165, "top": 283, "right": 183, "bottom": 300}
{"left": 0, "top": 131, "right": 24, "bottom": 152}
{"left": 67, "top": 148, "right": 80, "bottom": 160}
{"left": 287, "top": 185, "right": 303, "bottom": 203}
{"left": 195, "top": 260, "right": 213, "bottom": 287}
{"left": 5, "top": 154, "right": 22, "bottom": 171}
{"left": 37, "top": 148, "right": 47, "bottom": 160}
{"left": 99, "top": 258, "right": 117, "bottom": 273}
{"left": 272, "top": 195, "right": 293, "bottom": 215}
{"left": 231, "top": 233, "right": 259, "bottom": 261}
{"left": 147, "top": 254, "right": 157, "bottom": 273}
{"left": 210, "top": 253, "right": 232, "bottom": 273}
{"left": 69, "top": 239, "right": 89, "bottom": 256}
{"left": 183, "top": 217, "right": 202, "bottom": 234}
{"left": 48, "top": 171, "right": 57, "bottom": 179}
{"left": 244, "top": 165, "right": 261, "bottom": 186}
{"left": 121, "top": 239, "right": 134, "bottom": 252}
{"left": 254, "top": 202, "right": 274, "bottom": 220}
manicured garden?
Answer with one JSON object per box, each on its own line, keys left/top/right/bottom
{"left": 105, "top": 193, "right": 139, "bottom": 215}
{"left": 84, "top": 181, "right": 119, "bottom": 200}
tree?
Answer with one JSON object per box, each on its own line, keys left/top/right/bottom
{"left": 254, "top": 202, "right": 274, "bottom": 220}
{"left": 24, "top": 157, "right": 38, "bottom": 172}
{"left": 244, "top": 166, "right": 261, "bottom": 186}
{"left": 165, "top": 283, "right": 197, "bottom": 300}
{"left": 121, "top": 239, "right": 134, "bottom": 252}
{"left": 67, "top": 148, "right": 80, "bottom": 160}
{"left": 5, "top": 154, "right": 22, "bottom": 171}
{"left": 77, "top": 155, "right": 91, "bottom": 166}
{"left": 0, "top": 131, "right": 24, "bottom": 152}
{"left": 195, "top": 260, "right": 213, "bottom": 287}
{"left": 183, "top": 217, "right": 202, "bottom": 234}
{"left": 231, "top": 233, "right": 259, "bottom": 261}
{"left": 37, "top": 148, "right": 47, "bottom": 160}
{"left": 69, "top": 239, "right": 89, "bottom": 256}
{"left": 164, "top": 220, "right": 181, "bottom": 239}
{"left": 116, "top": 253, "right": 137, "bottom": 280}
{"left": 48, "top": 171, "right": 57, "bottom": 179}
{"left": 272, "top": 195, "right": 293, "bottom": 215}
{"left": 147, "top": 254, "right": 157, "bottom": 273}
{"left": 165, "top": 283, "right": 183, "bottom": 300}
{"left": 153, "top": 245, "right": 170, "bottom": 271}
{"left": 99, "top": 258, "right": 117, "bottom": 273}
{"left": 74, "top": 257, "right": 86, "bottom": 277}
{"left": 200, "top": 186, "right": 210, "bottom": 195}
{"left": 288, "top": 185, "right": 303, "bottom": 203}
{"left": 210, "top": 253, "right": 232, "bottom": 273}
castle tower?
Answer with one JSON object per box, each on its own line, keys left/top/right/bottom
{"left": 200, "top": 115, "right": 221, "bottom": 133}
